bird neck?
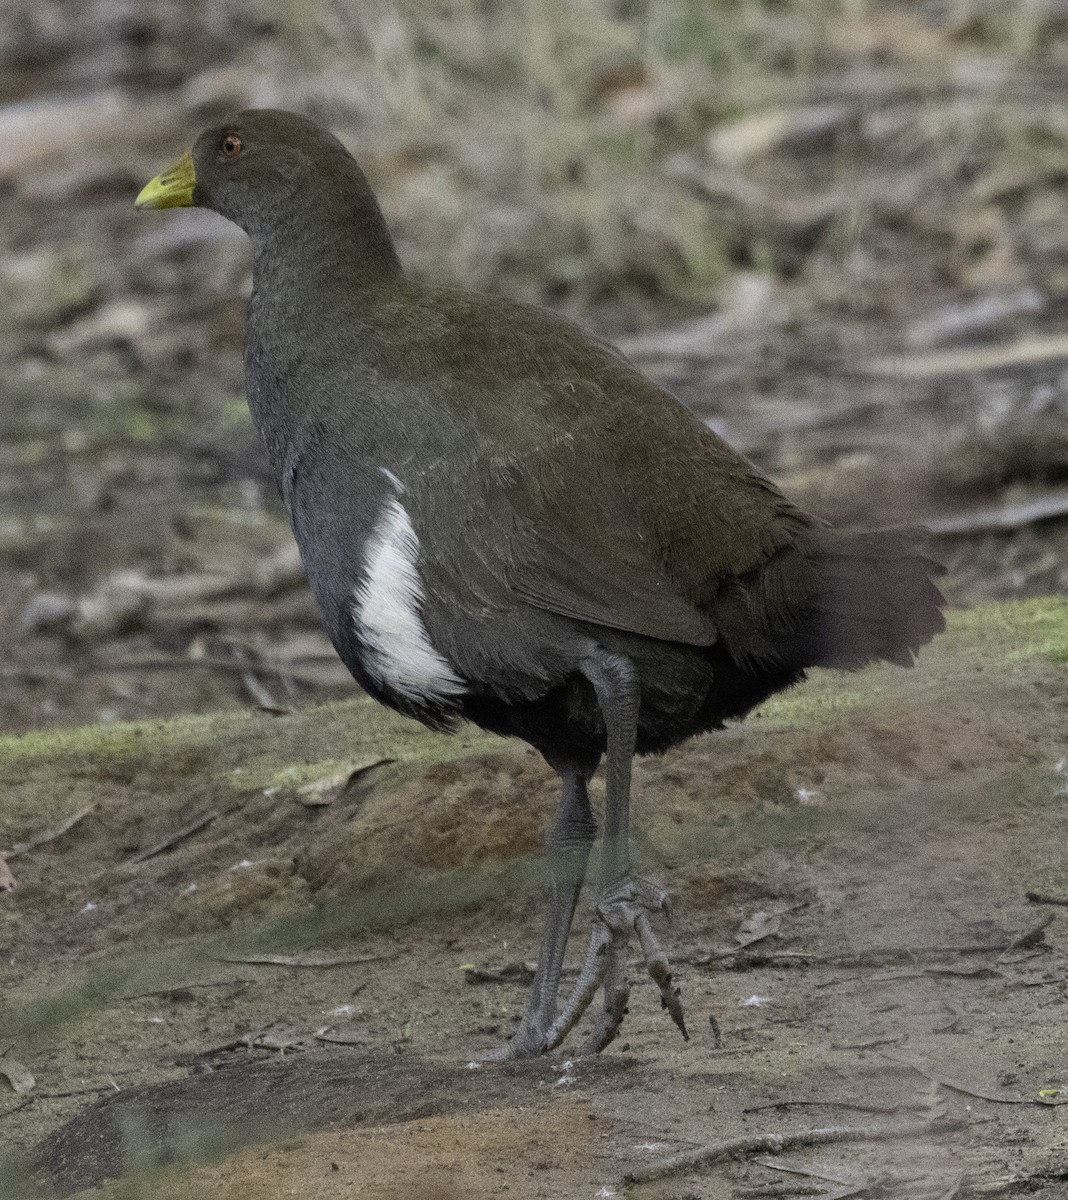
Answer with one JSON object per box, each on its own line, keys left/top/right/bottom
{"left": 248, "top": 198, "right": 402, "bottom": 300}
{"left": 243, "top": 195, "right": 405, "bottom": 494}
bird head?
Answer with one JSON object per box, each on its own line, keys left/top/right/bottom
{"left": 135, "top": 109, "right": 389, "bottom": 249}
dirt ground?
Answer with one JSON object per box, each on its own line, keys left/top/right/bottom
{"left": 2, "top": 600, "right": 1068, "bottom": 1199}
{"left": 7, "top": 4, "right": 1068, "bottom": 1197}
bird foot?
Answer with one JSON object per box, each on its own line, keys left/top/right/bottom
{"left": 478, "top": 1013, "right": 551, "bottom": 1062}
{"left": 545, "top": 877, "right": 688, "bottom": 1055}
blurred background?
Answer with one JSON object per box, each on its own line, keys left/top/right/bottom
{"left": 6, "top": 9, "right": 1068, "bottom": 1195}
{"left": 5, "top": 0, "right": 1068, "bottom": 733}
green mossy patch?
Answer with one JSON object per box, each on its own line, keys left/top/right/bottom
{"left": 4, "top": 597, "right": 1067, "bottom": 844}
{"left": 0, "top": 697, "right": 501, "bottom": 845}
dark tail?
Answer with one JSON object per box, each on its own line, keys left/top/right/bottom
{"left": 714, "top": 527, "right": 946, "bottom": 673}
{"left": 803, "top": 528, "right": 946, "bottom": 669}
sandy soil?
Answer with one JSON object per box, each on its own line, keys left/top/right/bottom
{"left": 2, "top": 601, "right": 1067, "bottom": 1199}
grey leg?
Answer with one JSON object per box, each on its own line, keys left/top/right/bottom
{"left": 546, "top": 648, "right": 688, "bottom": 1055}
{"left": 484, "top": 767, "right": 596, "bottom": 1060}
{"left": 583, "top": 650, "right": 638, "bottom": 887}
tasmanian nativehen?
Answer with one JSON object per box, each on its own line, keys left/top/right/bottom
{"left": 137, "top": 110, "right": 944, "bottom": 1058}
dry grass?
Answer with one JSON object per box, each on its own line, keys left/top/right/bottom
{"left": 211, "top": 0, "right": 1068, "bottom": 327}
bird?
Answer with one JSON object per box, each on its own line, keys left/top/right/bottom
{"left": 136, "top": 109, "right": 944, "bottom": 1059}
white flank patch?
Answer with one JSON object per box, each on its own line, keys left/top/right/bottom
{"left": 353, "top": 496, "right": 465, "bottom": 705}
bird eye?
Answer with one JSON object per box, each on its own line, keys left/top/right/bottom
{"left": 220, "top": 134, "right": 243, "bottom": 160}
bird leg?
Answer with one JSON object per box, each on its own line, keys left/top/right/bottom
{"left": 545, "top": 649, "right": 688, "bottom": 1055}
{"left": 483, "top": 767, "right": 596, "bottom": 1060}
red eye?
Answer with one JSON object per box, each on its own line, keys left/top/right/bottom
{"left": 220, "top": 134, "right": 243, "bottom": 159}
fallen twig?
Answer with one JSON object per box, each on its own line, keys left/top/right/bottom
{"left": 36, "top": 1083, "right": 119, "bottom": 1099}
{"left": 1026, "top": 891, "right": 1068, "bottom": 908}
{"left": 690, "top": 949, "right": 817, "bottom": 967}
{"left": 865, "top": 333, "right": 1068, "bottom": 378}
{"left": 313, "top": 1027, "right": 372, "bottom": 1046}
{"left": 6, "top": 803, "right": 96, "bottom": 859}
{"left": 743, "top": 1099, "right": 904, "bottom": 1116}
{"left": 924, "top": 963, "right": 1001, "bottom": 979}
{"left": 996, "top": 913, "right": 1054, "bottom": 964}
{"left": 830, "top": 1036, "right": 903, "bottom": 1051}
{"left": 734, "top": 1183, "right": 825, "bottom": 1197}
{"left": 24, "top": 653, "right": 352, "bottom": 692}
{"left": 704, "top": 905, "right": 806, "bottom": 959}
{"left": 704, "top": 940, "right": 1030, "bottom": 971}
{"left": 243, "top": 1032, "right": 303, "bottom": 1053}
{"left": 622, "top": 1119, "right": 964, "bottom": 1185}
{"left": 461, "top": 962, "right": 535, "bottom": 985}
{"left": 752, "top": 1157, "right": 850, "bottom": 1185}
{"left": 903, "top": 288, "right": 1044, "bottom": 350}
{"left": 2, "top": 803, "right": 99, "bottom": 891}
{"left": 180, "top": 1038, "right": 257, "bottom": 1061}
{"left": 889, "top": 1058, "right": 1066, "bottom": 1107}
{"left": 239, "top": 668, "right": 292, "bottom": 714}
{"left": 0, "top": 666, "right": 73, "bottom": 681}
{"left": 714, "top": 917, "right": 1054, "bottom": 974}
{"left": 215, "top": 952, "right": 386, "bottom": 968}
{"left": 184, "top": 1027, "right": 303, "bottom": 1058}
{"left": 130, "top": 809, "right": 219, "bottom": 864}
{"left": 926, "top": 494, "right": 1068, "bottom": 537}
{"left": 120, "top": 979, "right": 248, "bottom": 1001}
{"left": 295, "top": 758, "right": 395, "bottom": 807}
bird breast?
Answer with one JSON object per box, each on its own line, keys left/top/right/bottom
{"left": 352, "top": 493, "right": 467, "bottom": 707}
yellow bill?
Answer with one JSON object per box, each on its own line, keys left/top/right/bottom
{"left": 135, "top": 150, "right": 196, "bottom": 210}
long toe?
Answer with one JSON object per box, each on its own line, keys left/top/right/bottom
{"left": 578, "top": 933, "right": 631, "bottom": 1055}
{"left": 599, "top": 876, "right": 688, "bottom": 1044}
{"left": 480, "top": 1014, "right": 552, "bottom": 1061}
{"left": 545, "top": 875, "right": 686, "bottom": 1054}
{"left": 545, "top": 920, "right": 613, "bottom": 1051}
{"left": 635, "top": 910, "right": 688, "bottom": 1040}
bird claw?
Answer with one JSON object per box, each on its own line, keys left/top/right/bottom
{"left": 478, "top": 1011, "right": 552, "bottom": 1061}
{"left": 544, "top": 877, "right": 687, "bottom": 1054}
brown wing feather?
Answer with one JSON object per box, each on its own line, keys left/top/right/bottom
{"left": 410, "top": 362, "right": 812, "bottom": 645}
{"left": 393, "top": 289, "right": 942, "bottom": 664}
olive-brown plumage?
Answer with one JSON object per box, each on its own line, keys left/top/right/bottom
{"left": 138, "top": 110, "right": 944, "bottom": 1058}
